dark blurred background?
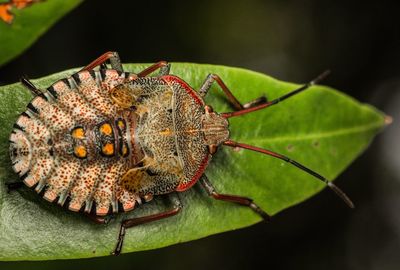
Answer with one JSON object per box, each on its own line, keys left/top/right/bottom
{"left": 1, "top": 0, "right": 400, "bottom": 269}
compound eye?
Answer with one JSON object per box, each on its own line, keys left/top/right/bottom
{"left": 110, "top": 85, "right": 135, "bottom": 108}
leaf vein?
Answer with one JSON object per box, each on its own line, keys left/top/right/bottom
{"left": 243, "top": 120, "right": 383, "bottom": 143}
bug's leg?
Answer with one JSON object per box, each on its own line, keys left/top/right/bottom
{"left": 242, "top": 96, "right": 268, "bottom": 109}
{"left": 199, "top": 175, "right": 270, "bottom": 220}
{"left": 20, "top": 76, "right": 42, "bottom": 96}
{"left": 112, "top": 193, "right": 182, "bottom": 256}
{"left": 137, "top": 61, "right": 170, "bottom": 77}
{"left": 80, "top": 51, "right": 123, "bottom": 72}
{"left": 5, "top": 182, "right": 24, "bottom": 192}
{"left": 199, "top": 74, "right": 267, "bottom": 111}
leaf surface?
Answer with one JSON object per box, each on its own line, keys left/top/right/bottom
{"left": 0, "top": 63, "right": 387, "bottom": 260}
{"left": 0, "top": 0, "right": 82, "bottom": 66}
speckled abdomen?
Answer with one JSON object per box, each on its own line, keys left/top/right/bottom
{"left": 9, "top": 69, "right": 142, "bottom": 216}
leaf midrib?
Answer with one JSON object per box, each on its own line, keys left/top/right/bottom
{"left": 243, "top": 119, "right": 383, "bottom": 144}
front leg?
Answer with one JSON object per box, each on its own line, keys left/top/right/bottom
{"left": 199, "top": 74, "right": 267, "bottom": 110}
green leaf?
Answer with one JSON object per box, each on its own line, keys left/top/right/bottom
{"left": 0, "top": 0, "right": 82, "bottom": 67}
{"left": 0, "top": 63, "right": 388, "bottom": 260}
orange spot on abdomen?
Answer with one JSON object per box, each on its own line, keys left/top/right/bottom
{"left": 99, "top": 123, "right": 113, "bottom": 136}
{"left": 102, "top": 143, "right": 115, "bottom": 156}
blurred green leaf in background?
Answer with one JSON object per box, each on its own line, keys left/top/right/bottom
{"left": 0, "top": 63, "right": 388, "bottom": 260}
{"left": 0, "top": 0, "right": 82, "bottom": 67}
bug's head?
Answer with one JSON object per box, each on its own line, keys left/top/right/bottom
{"left": 201, "top": 105, "right": 230, "bottom": 154}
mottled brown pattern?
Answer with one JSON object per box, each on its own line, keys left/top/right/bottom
{"left": 9, "top": 68, "right": 218, "bottom": 216}
{"left": 9, "top": 70, "right": 136, "bottom": 215}
{"left": 74, "top": 71, "right": 117, "bottom": 118}
{"left": 171, "top": 79, "right": 210, "bottom": 187}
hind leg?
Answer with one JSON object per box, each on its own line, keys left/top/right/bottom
{"left": 112, "top": 193, "right": 182, "bottom": 255}
{"left": 81, "top": 51, "right": 123, "bottom": 72}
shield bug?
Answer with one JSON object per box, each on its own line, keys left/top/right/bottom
{"left": 8, "top": 52, "right": 354, "bottom": 255}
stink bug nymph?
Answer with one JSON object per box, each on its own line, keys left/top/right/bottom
{"left": 8, "top": 52, "right": 354, "bottom": 255}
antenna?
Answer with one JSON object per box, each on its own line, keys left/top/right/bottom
{"left": 221, "top": 70, "right": 331, "bottom": 119}
{"left": 223, "top": 140, "right": 354, "bottom": 208}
